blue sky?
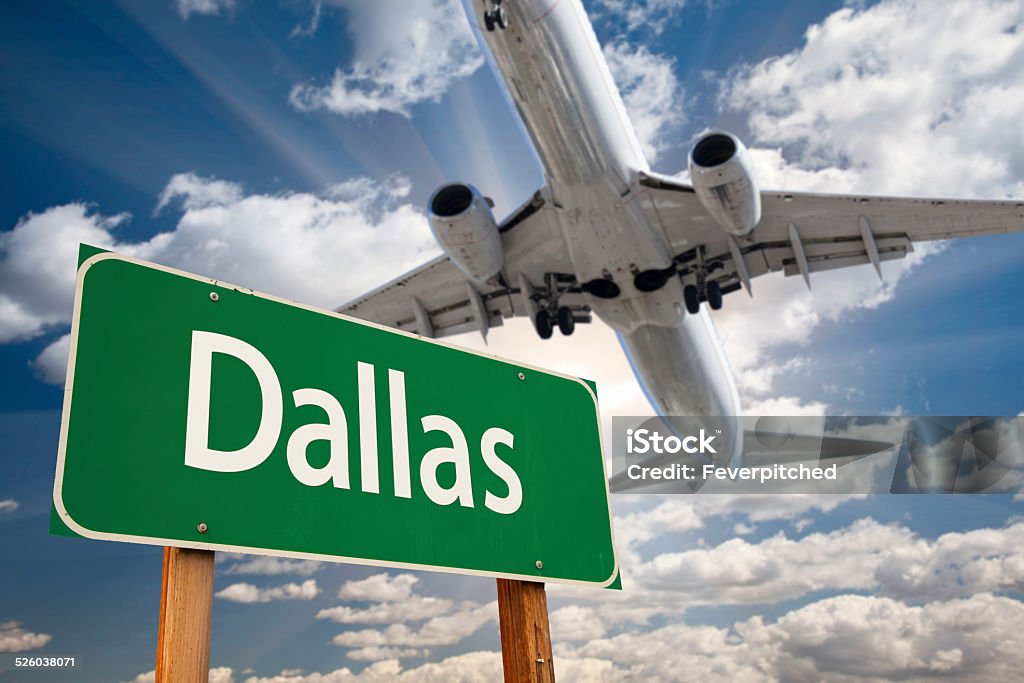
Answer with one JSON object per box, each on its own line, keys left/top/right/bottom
{"left": 2, "top": 0, "right": 1024, "bottom": 681}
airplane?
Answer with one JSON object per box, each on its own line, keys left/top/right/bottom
{"left": 339, "top": 0, "right": 1024, "bottom": 431}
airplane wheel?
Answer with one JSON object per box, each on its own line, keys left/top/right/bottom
{"left": 683, "top": 285, "right": 701, "bottom": 315}
{"left": 495, "top": 8, "right": 508, "bottom": 29}
{"left": 484, "top": 11, "right": 495, "bottom": 31}
{"left": 706, "top": 281, "right": 723, "bottom": 311}
{"left": 535, "top": 310, "right": 554, "bottom": 339}
{"left": 557, "top": 307, "right": 575, "bottom": 336}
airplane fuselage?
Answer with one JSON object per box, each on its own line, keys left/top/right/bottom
{"left": 463, "top": 0, "right": 741, "bottom": 419}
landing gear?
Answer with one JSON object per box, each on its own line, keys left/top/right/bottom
{"left": 684, "top": 281, "right": 723, "bottom": 314}
{"left": 527, "top": 273, "right": 591, "bottom": 339}
{"left": 484, "top": 1, "right": 508, "bottom": 31}
{"left": 534, "top": 307, "right": 577, "bottom": 338}
{"left": 684, "top": 285, "right": 701, "bottom": 315}
{"left": 557, "top": 307, "right": 575, "bottom": 336}
{"left": 706, "top": 281, "right": 723, "bottom": 311}
{"left": 535, "top": 310, "right": 553, "bottom": 340}
{"left": 681, "top": 245, "right": 728, "bottom": 314}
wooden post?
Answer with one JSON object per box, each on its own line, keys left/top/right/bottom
{"left": 496, "top": 579, "right": 555, "bottom": 682}
{"left": 156, "top": 547, "right": 215, "bottom": 683}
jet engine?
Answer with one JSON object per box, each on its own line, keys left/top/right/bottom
{"left": 428, "top": 183, "right": 504, "bottom": 285}
{"left": 688, "top": 131, "right": 761, "bottom": 236}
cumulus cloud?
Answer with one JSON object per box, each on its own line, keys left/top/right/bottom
{"left": 153, "top": 592, "right": 1024, "bottom": 681}
{"left": 603, "top": 42, "right": 684, "bottom": 163}
{"left": 317, "top": 596, "right": 453, "bottom": 624}
{"left": 0, "top": 172, "right": 436, "bottom": 384}
{"left": 0, "top": 621, "right": 51, "bottom": 652}
{"left": 549, "top": 605, "right": 609, "bottom": 642}
{"left": 0, "top": 205, "right": 130, "bottom": 343}
{"left": 346, "top": 646, "right": 425, "bottom": 662}
{"left": 560, "top": 593, "right": 1024, "bottom": 682}
{"left": 0, "top": 500, "right": 18, "bottom": 514}
{"left": 215, "top": 579, "right": 320, "bottom": 603}
{"left": 238, "top": 653, "right": 502, "bottom": 682}
{"left": 556, "top": 518, "right": 1024, "bottom": 632}
{"left": 330, "top": 601, "right": 496, "bottom": 649}
{"left": 222, "top": 556, "right": 323, "bottom": 577}
{"left": 635, "top": 518, "right": 909, "bottom": 604}
{"left": 725, "top": 0, "right": 1024, "bottom": 199}
{"left": 337, "top": 573, "right": 419, "bottom": 602}
{"left": 174, "top": 0, "right": 235, "bottom": 21}
{"left": 30, "top": 333, "right": 70, "bottom": 386}
{"left": 605, "top": 494, "right": 868, "bottom": 576}
{"left": 289, "top": 1, "right": 482, "bottom": 117}
{"left": 127, "top": 667, "right": 234, "bottom": 683}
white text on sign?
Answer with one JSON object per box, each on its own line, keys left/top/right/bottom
{"left": 183, "top": 331, "right": 523, "bottom": 514}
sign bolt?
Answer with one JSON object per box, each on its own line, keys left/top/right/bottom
{"left": 518, "top": 372, "right": 526, "bottom": 381}
{"left": 535, "top": 560, "right": 543, "bottom": 569}
{"left": 197, "top": 522, "right": 208, "bottom": 534}
{"left": 209, "top": 292, "right": 219, "bottom": 302}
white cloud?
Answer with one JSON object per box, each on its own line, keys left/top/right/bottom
{"left": 634, "top": 518, "right": 910, "bottom": 604}
{"left": 337, "top": 573, "right": 419, "bottom": 602}
{"left": 0, "top": 621, "right": 51, "bottom": 653}
{"left": 330, "top": 601, "right": 496, "bottom": 649}
{"left": 559, "top": 518, "right": 1024, "bottom": 628}
{"left": 289, "top": 1, "right": 483, "bottom": 117}
{"left": 603, "top": 42, "right": 684, "bottom": 163}
{"left": 174, "top": 0, "right": 235, "bottom": 21}
{"left": 549, "top": 605, "right": 608, "bottom": 642}
{"left": 318, "top": 596, "right": 453, "bottom": 624}
{"left": 732, "top": 521, "right": 756, "bottom": 536}
{"left": 725, "top": 0, "right": 1024, "bottom": 199}
{"left": 0, "top": 500, "right": 18, "bottom": 514}
{"left": 874, "top": 522, "right": 1024, "bottom": 600}
{"left": 0, "top": 173, "right": 437, "bottom": 384}
{"left": 215, "top": 579, "right": 320, "bottom": 603}
{"left": 128, "top": 591, "right": 1024, "bottom": 681}
{"left": 0, "top": 204, "right": 130, "bottom": 343}
{"left": 595, "top": 0, "right": 690, "bottom": 35}
{"left": 604, "top": 494, "right": 867, "bottom": 575}
{"left": 30, "top": 333, "right": 70, "bottom": 386}
{"left": 222, "top": 556, "right": 323, "bottom": 577}
{"left": 346, "top": 647, "right": 425, "bottom": 662}
{"left": 561, "top": 593, "right": 1024, "bottom": 682}
{"left": 128, "top": 667, "right": 234, "bottom": 683}
{"left": 155, "top": 172, "right": 243, "bottom": 213}
{"left": 240, "top": 653, "right": 502, "bottom": 682}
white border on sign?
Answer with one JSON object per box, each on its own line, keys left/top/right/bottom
{"left": 52, "top": 251, "right": 620, "bottom": 588}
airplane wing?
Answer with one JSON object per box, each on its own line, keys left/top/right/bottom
{"left": 636, "top": 172, "right": 1024, "bottom": 296}
{"left": 338, "top": 192, "right": 589, "bottom": 338}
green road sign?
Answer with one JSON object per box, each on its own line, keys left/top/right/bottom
{"left": 52, "top": 251, "right": 617, "bottom": 587}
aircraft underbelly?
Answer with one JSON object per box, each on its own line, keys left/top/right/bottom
{"left": 620, "top": 313, "right": 742, "bottom": 418}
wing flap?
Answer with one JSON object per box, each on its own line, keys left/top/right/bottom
{"left": 639, "top": 178, "right": 1024, "bottom": 297}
